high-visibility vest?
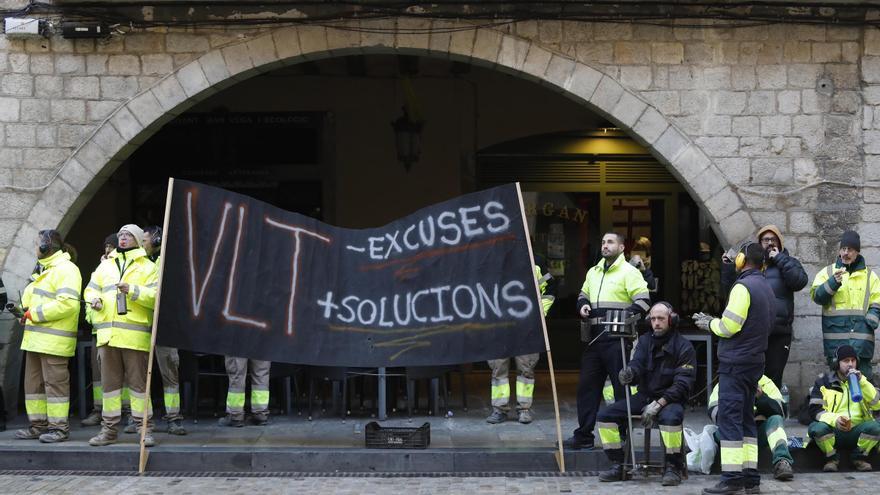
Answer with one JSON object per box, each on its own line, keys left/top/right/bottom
{"left": 84, "top": 248, "right": 157, "bottom": 352}
{"left": 21, "top": 250, "right": 82, "bottom": 357}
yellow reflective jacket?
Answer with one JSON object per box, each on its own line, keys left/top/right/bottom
{"left": 84, "top": 248, "right": 157, "bottom": 352}
{"left": 21, "top": 250, "right": 82, "bottom": 357}
{"left": 808, "top": 371, "right": 880, "bottom": 427}
{"left": 811, "top": 256, "right": 880, "bottom": 360}
{"left": 535, "top": 265, "right": 555, "bottom": 317}
{"left": 577, "top": 253, "right": 650, "bottom": 326}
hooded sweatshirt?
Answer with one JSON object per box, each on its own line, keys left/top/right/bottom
{"left": 721, "top": 225, "right": 808, "bottom": 334}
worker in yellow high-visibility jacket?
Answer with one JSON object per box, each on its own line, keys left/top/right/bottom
{"left": 14, "top": 229, "right": 82, "bottom": 443}
{"left": 85, "top": 224, "right": 158, "bottom": 447}
{"left": 693, "top": 242, "right": 774, "bottom": 495}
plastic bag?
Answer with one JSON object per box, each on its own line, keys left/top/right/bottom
{"left": 685, "top": 424, "right": 718, "bottom": 474}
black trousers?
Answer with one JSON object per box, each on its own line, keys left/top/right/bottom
{"left": 717, "top": 362, "right": 763, "bottom": 487}
{"left": 574, "top": 338, "right": 628, "bottom": 442}
{"left": 763, "top": 332, "right": 791, "bottom": 389}
{"left": 597, "top": 394, "right": 685, "bottom": 466}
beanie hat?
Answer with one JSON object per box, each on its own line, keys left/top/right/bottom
{"left": 118, "top": 224, "right": 144, "bottom": 248}
{"left": 833, "top": 344, "right": 858, "bottom": 370}
{"left": 840, "top": 230, "right": 860, "bottom": 251}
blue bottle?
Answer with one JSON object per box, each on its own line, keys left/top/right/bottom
{"left": 849, "top": 373, "right": 863, "bottom": 403}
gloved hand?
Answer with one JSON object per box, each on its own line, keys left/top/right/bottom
{"left": 641, "top": 400, "right": 663, "bottom": 428}
{"left": 579, "top": 304, "right": 591, "bottom": 319}
{"left": 692, "top": 312, "right": 714, "bottom": 331}
{"left": 618, "top": 367, "right": 635, "bottom": 385}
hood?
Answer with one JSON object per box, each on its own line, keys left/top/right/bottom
{"left": 757, "top": 224, "right": 784, "bottom": 251}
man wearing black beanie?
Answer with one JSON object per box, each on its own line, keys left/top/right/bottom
{"left": 807, "top": 344, "right": 880, "bottom": 472}
{"left": 811, "top": 230, "right": 880, "bottom": 378}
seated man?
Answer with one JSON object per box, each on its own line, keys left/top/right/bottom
{"left": 708, "top": 375, "right": 794, "bottom": 481}
{"left": 808, "top": 344, "right": 880, "bottom": 472}
{"left": 597, "top": 302, "right": 696, "bottom": 486}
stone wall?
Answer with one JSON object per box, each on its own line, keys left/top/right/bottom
{"left": 0, "top": 16, "right": 876, "bottom": 405}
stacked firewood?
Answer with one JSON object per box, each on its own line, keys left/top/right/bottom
{"left": 680, "top": 258, "right": 722, "bottom": 315}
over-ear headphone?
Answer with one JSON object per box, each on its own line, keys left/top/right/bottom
{"left": 734, "top": 241, "right": 767, "bottom": 271}
{"left": 652, "top": 300, "right": 679, "bottom": 328}
{"left": 150, "top": 226, "right": 162, "bottom": 248}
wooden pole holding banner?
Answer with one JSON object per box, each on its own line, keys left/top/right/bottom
{"left": 515, "top": 183, "right": 565, "bottom": 473}
{"left": 138, "top": 177, "right": 175, "bottom": 474}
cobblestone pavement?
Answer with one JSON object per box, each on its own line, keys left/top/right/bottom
{"left": 0, "top": 471, "right": 872, "bottom": 494}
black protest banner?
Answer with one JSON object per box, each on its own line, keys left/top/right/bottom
{"left": 156, "top": 180, "right": 545, "bottom": 367}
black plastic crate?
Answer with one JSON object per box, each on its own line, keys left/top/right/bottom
{"left": 364, "top": 421, "right": 430, "bottom": 449}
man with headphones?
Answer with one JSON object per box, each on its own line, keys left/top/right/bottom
{"left": 811, "top": 230, "right": 880, "bottom": 379}
{"left": 721, "top": 225, "right": 807, "bottom": 390}
{"left": 142, "top": 226, "right": 186, "bottom": 436}
{"left": 15, "top": 229, "right": 82, "bottom": 443}
{"left": 807, "top": 344, "right": 880, "bottom": 472}
{"left": 694, "top": 242, "right": 774, "bottom": 495}
{"left": 596, "top": 301, "right": 696, "bottom": 486}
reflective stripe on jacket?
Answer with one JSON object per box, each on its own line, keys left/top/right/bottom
{"left": 84, "top": 248, "right": 157, "bottom": 352}
{"left": 21, "top": 250, "right": 82, "bottom": 357}
{"left": 576, "top": 253, "right": 650, "bottom": 339}
{"left": 811, "top": 256, "right": 880, "bottom": 359}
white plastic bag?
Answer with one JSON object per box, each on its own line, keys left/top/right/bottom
{"left": 685, "top": 424, "right": 718, "bottom": 474}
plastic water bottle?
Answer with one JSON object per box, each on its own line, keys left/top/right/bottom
{"left": 849, "top": 373, "right": 863, "bottom": 403}
{"left": 780, "top": 383, "right": 790, "bottom": 418}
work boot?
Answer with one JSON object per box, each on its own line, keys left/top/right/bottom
{"left": 14, "top": 426, "right": 46, "bottom": 440}
{"left": 167, "top": 420, "right": 187, "bottom": 435}
{"left": 560, "top": 435, "right": 594, "bottom": 450}
{"left": 823, "top": 459, "right": 839, "bottom": 472}
{"left": 773, "top": 459, "right": 794, "bottom": 481}
{"left": 38, "top": 430, "right": 69, "bottom": 443}
{"left": 486, "top": 410, "right": 507, "bottom": 424}
{"left": 853, "top": 459, "right": 873, "bottom": 472}
{"left": 81, "top": 411, "right": 102, "bottom": 427}
{"left": 217, "top": 415, "right": 244, "bottom": 428}
{"left": 661, "top": 466, "right": 681, "bottom": 486}
{"left": 250, "top": 415, "right": 268, "bottom": 426}
{"left": 517, "top": 410, "right": 533, "bottom": 424}
{"left": 598, "top": 463, "right": 624, "bottom": 482}
{"left": 701, "top": 481, "right": 745, "bottom": 495}
{"left": 88, "top": 429, "right": 118, "bottom": 446}
{"left": 123, "top": 414, "right": 137, "bottom": 434}
{"left": 744, "top": 485, "right": 761, "bottom": 494}
{"left": 139, "top": 429, "right": 155, "bottom": 447}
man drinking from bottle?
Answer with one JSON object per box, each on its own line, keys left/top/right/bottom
{"left": 807, "top": 344, "right": 880, "bottom": 472}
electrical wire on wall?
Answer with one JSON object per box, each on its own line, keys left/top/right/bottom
{"left": 7, "top": 1, "right": 880, "bottom": 31}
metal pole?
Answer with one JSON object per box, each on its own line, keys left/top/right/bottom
{"left": 618, "top": 315, "right": 638, "bottom": 476}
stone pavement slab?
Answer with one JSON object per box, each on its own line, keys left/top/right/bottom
{"left": 0, "top": 471, "right": 873, "bottom": 494}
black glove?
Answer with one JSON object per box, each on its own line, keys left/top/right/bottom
{"left": 618, "top": 367, "right": 635, "bottom": 385}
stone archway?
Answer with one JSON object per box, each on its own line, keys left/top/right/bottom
{"left": 1, "top": 18, "right": 754, "bottom": 290}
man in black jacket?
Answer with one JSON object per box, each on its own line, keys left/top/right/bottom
{"left": 721, "top": 225, "right": 807, "bottom": 388}
{"left": 596, "top": 301, "right": 696, "bottom": 486}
